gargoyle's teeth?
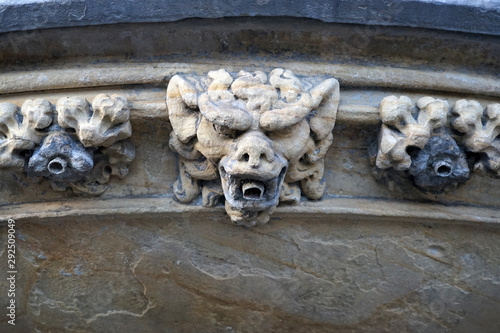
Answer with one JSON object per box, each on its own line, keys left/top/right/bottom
{"left": 242, "top": 181, "right": 265, "bottom": 200}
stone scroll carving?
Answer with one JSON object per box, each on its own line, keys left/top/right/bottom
{"left": 373, "top": 95, "right": 500, "bottom": 194}
{"left": 0, "top": 94, "right": 135, "bottom": 194}
{"left": 167, "top": 69, "right": 339, "bottom": 227}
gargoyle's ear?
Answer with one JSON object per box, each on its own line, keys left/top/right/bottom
{"left": 308, "top": 78, "right": 340, "bottom": 141}
{"left": 166, "top": 75, "right": 201, "bottom": 143}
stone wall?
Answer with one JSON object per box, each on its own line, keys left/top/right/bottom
{"left": 2, "top": 214, "right": 500, "bottom": 332}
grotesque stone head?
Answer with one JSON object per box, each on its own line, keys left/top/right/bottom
{"left": 167, "top": 69, "right": 339, "bottom": 227}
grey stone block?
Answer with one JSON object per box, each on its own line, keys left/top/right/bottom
{"left": 0, "top": 0, "right": 499, "bottom": 35}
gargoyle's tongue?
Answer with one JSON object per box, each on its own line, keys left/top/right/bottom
{"left": 242, "top": 181, "right": 265, "bottom": 200}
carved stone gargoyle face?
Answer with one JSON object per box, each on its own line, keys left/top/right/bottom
{"left": 167, "top": 69, "right": 339, "bottom": 227}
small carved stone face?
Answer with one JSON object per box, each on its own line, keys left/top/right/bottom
{"left": 408, "top": 134, "right": 469, "bottom": 194}
{"left": 27, "top": 128, "right": 94, "bottom": 183}
{"left": 199, "top": 117, "right": 290, "bottom": 213}
{"left": 168, "top": 69, "right": 339, "bottom": 226}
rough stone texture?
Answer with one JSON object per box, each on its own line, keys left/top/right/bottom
{"left": 1, "top": 216, "right": 499, "bottom": 332}
{"left": 0, "top": 0, "right": 499, "bottom": 35}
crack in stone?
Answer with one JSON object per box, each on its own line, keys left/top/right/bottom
{"left": 30, "top": 287, "right": 83, "bottom": 316}
{"left": 85, "top": 248, "right": 157, "bottom": 324}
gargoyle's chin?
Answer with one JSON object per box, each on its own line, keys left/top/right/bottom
{"left": 219, "top": 166, "right": 287, "bottom": 211}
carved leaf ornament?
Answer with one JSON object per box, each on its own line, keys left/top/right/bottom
{"left": 0, "top": 94, "right": 135, "bottom": 194}
{"left": 452, "top": 100, "right": 500, "bottom": 177}
{"left": 375, "top": 95, "right": 500, "bottom": 194}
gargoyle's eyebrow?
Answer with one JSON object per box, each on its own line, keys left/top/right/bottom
{"left": 260, "top": 95, "right": 313, "bottom": 131}
{"left": 198, "top": 93, "right": 253, "bottom": 131}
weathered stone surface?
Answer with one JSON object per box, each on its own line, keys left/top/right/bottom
{"left": 1, "top": 216, "right": 499, "bottom": 332}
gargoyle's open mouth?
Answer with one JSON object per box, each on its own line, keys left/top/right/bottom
{"left": 242, "top": 180, "right": 265, "bottom": 200}
{"left": 219, "top": 166, "right": 287, "bottom": 211}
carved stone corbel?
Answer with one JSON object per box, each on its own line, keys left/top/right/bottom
{"left": 167, "top": 68, "right": 339, "bottom": 227}
{"left": 373, "top": 96, "right": 469, "bottom": 194}
{"left": 0, "top": 94, "right": 135, "bottom": 194}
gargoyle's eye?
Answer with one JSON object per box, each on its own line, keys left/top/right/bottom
{"left": 213, "top": 124, "right": 239, "bottom": 138}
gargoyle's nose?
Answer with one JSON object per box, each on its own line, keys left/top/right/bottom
{"left": 236, "top": 137, "right": 274, "bottom": 168}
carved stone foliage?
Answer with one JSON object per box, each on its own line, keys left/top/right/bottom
{"left": 0, "top": 94, "right": 135, "bottom": 194}
{"left": 374, "top": 96, "right": 500, "bottom": 195}
{"left": 167, "top": 69, "right": 339, "bottom": 227}
{"left": 452, "top": 100, "right": 500, "bottom": 177}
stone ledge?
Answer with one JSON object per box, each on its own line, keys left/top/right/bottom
{"left": 1, "top": 196, "right": 499, "bottom": 225}
{"left": 1, "top": 62, "right": 499, "bottom": 97}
